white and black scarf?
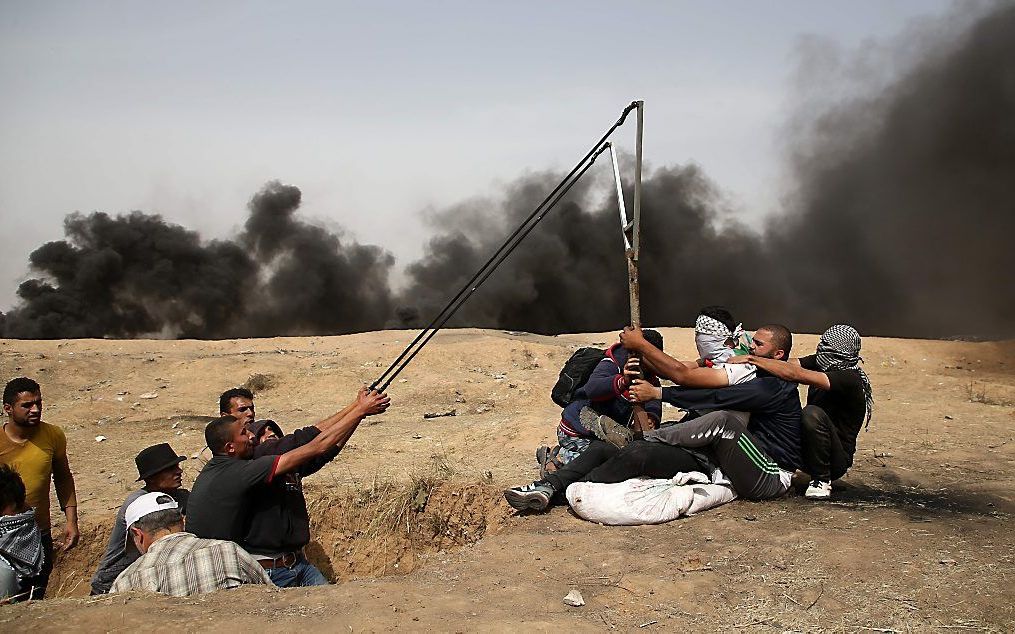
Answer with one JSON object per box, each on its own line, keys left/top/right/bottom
{"left": 816, "top": 324, "right": 874, "bottom": 428}
{"left": 694, "top": 315, "right": 745, "bottom": 364}
{"left": 0, "top": 509, "right": 44, "bottom": 579}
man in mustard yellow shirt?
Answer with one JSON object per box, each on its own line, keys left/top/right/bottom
{"left": 0, "top": 377, "right": 79, "bottom": 599}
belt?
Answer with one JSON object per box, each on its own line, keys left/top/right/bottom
{"left": 256, "top": 551, "right": 301, "bottom": 570}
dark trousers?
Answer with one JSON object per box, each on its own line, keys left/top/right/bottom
{"left": 643, "top": 410, "right": 788, "bottom": 500}
{"left": 801, "top": 404, "right": 854, "bottom": 481}
{"left": 18, "top": 532, "right": 53, "bottom": 601}
{"left": 545, "top": 439, "right": 702, "bottom": 493}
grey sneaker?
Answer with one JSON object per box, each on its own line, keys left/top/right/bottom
{"left": 584, "top": 411, "right": 633, "bottom": 449}
{"left": 504, "top": 481, "right": 554, "bottom": 512}
{"left": 804, "top": 480, "right": 832, "bottom": 499}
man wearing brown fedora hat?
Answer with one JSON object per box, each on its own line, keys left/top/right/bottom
{"left": 88, "top": 443, "right": 190, "bottom": 595}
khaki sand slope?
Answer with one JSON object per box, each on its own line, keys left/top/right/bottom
{"left": 1, "top": 328, "right": 1013, "bottom": 632}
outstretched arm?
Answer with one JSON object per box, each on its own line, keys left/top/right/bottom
{"left": 730, "top": 355, "right": 831, "bottom": 390}
{"left": 620, "top": 327, "right": 729, "bottom": 389}
{"left": 312, "top": 398, "right": 362, "bottom": 432}
{"left": 274, "top": 389, "right": 390, "bottom": 475}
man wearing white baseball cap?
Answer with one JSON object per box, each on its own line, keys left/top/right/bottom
{"left": 109, "top": 492, "right": 271, "bottom": 596}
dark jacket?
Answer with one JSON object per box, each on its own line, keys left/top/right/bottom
{"left": 242, "top": 422, "right": 340, "bottom": 554}
{"left": 661, "top": 373, "right": 803, "bottom": 471}
{"left": 562, "top": 343, "right": 662, "bottom": 436}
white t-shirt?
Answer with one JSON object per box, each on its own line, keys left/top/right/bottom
{"left": 717, "top": 362, "right": 757, "bottom": 385}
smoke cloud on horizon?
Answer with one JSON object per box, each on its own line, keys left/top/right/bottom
{"left": 2, "top": 5, "right": 1012, "bottom": 340}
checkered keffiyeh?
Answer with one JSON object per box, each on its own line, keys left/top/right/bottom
{"left": 696, "top": 315, "right": 736, "bottom": 339}
{"left": 694, "top": 315, "right": 747, "bottom": 364}
{"left": 0, "top": 508, "right": 43, "bottom": 579}
{"left": 816, "top": 324, "right": 874, "bottom": 427}
{"left": 109, "top": 532, "right": 272, "bottom": 596}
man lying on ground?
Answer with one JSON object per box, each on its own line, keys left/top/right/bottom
{"left": 109, "top": 492, "right": 271, "bottom": 596}
{"left": 728, "top": 324, "right": 872, "bottom": 499}
{"left": 185, "top": 387, "right": 389, "bottom": 586}
{"left": 90, "top": 443, "right": 190, "bottom": 595}
{"left": 542, "top": 330, "right": 663, "bottom": 473}
{"left": 0, "top": 464, "right": 43, "bottom": 602}
{"left": 504, "top": 325, "right": 802, "bottom": 511}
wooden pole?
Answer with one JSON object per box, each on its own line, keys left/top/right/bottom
{"left": 628, "top": 101, "right": 654, "bottom": 432}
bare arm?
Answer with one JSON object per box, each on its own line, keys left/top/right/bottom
{"left": 313, "top": 398, "right": 362, "bottom": 432}
{"left": 274, "top": 389, "right": 390, "bottom": 476}
{"left": 740, "top": 355, "right": 831, "bottom": 390}
{"left": 620, "top": 327, "right": 729, "bottom": 389}
{"left": 639, "top": 354, "right": 699, "bottom": 376}
{"left": 52, "top": 440, "right": 80, "bottom": 551}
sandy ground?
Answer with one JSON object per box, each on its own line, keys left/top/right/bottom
{"left": 0, "top": 327, "right": 1013, "bottom": 632}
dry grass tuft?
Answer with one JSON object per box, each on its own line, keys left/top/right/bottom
{"left": 243, "top": 373, "right": 278, "bottom": 393}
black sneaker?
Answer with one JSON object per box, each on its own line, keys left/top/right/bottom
{"left": 503, "top": 481, "right": 554, "bottom": 512}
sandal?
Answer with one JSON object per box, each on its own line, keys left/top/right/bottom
{"left": 536, "top": 445, "right": 563, "bottom": 479}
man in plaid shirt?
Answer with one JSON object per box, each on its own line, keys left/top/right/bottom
{"left": 110, "top": 492, "right": 271, "bottom": 596}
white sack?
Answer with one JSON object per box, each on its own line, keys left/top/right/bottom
{"left": 565, "top": 472, "right": 737, "bottom": 526}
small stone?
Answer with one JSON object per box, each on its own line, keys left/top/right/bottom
{"left": 563, "top": 588, "right": 585, "bottom": 607}
{"left": 944, "top": 415, "right": 953, "bottom": 420}
{"left": 95, "top": 435, "right": 107, "bottom": 442}
{"left": 139, "top": 392, "right": 159, "bottom": 399}
{"left": 744, "top": 515, "right": 757, "bottom": 521}
{"left": 423, "top": 409, "right": 457, "bottom": 419}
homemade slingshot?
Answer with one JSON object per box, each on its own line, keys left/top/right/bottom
{"left": 370, "top": 101, "right": 647, "bottom": 393}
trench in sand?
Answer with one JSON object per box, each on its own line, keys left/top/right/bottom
{"left": 46, "top": 476, "right": 512, "bottom": 597}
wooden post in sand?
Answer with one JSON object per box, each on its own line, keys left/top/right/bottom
{"left": 607, "top": 101, "right": 655, "bottom": 432}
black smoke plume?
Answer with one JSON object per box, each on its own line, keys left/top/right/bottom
{"left": 2, "top": 4, "right": 1012, "bottom": 340}
{"left": 399, "top": 4, "right": 1015, "bottom": 340}
{"left": 771, "top": 3, "right": 1015, "bottom": 338}
{"left": 0, "top": 182, "right": 394, "bottom": 339}
{"left": 398, "top": 165, "right": 774, "bottom": 334}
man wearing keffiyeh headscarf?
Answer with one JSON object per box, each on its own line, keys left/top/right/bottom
{"left": 0, "top": 464, "right": 44, "bottom": 601}
{"left": 728, "top": 324, "right": 872, "bottom": 500}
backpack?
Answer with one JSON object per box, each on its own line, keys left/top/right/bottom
{"left": 551, "top": 347, "right": 608, "bottom": 408}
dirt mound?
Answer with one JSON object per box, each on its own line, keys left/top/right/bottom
{"left": 46, "top": 523, "right": 110, "bottom": 597}
{"left": 307, "top": 480, "right": 511, "bottom": 581}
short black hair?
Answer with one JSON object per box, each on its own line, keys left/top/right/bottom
{"left": 698, "top": 306, "right": 737, "bottom": 332}
{"left": 205, "top": 415, "right": 240, "bottom": 455}
{"left": 3, "top": 377, "right": 40, "bottom": 406}
{"left": 641, "top": 329, "right": 664, "bottom": 352}
{"left": 0, "top": 464, "right": 26, "bottom": 512}
{"left": 218, "top": 387, "right": 253, "bottom": 415}
{"left": 758, "top": 324, "right": 793, "bottom": 359}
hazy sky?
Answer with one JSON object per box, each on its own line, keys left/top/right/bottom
{"left": 0, "top": 1, "right": 955, "bottom": 310}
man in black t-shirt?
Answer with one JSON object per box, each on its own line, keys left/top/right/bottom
{"left": 729, "top": 324, "right": 872, "bottom": 500}
{"left": 186, "top": 388, "right": 390, "bottom": 556}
